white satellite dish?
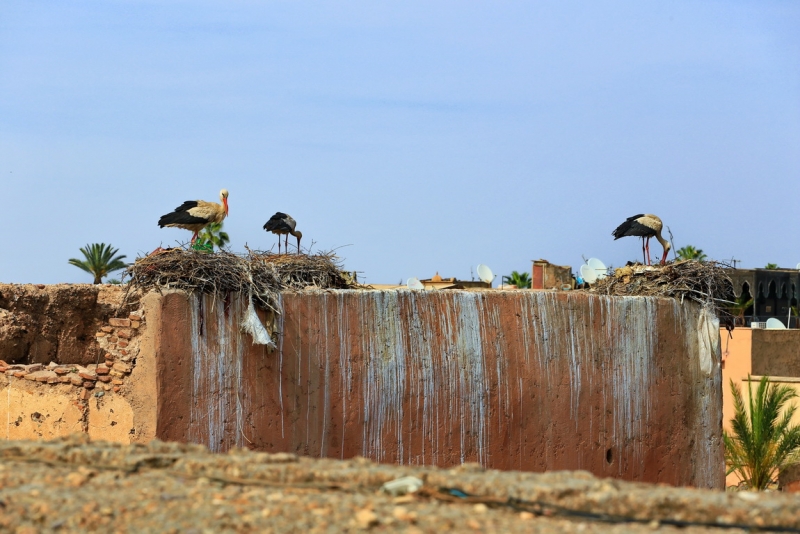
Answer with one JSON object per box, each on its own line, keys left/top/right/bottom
{"left": 766, "top": 318, "right": 787, "bottom": 330}
{"left": 587, "top": 258, "right": 608, "bottom": 280}
{"left": 406, "top": 277, "right": 424, "bottom": 290}
{"left": 580, "top": 264, "right": 597, "bottom": 284}
{"left": 796, "top": 262, "right": 800, "bottom": 270}
{"left": 476, "top": 264, "right": 494, "bottom": 284}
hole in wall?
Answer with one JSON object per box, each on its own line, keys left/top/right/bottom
{"left": 606, "top": 448, "right": 613, "bottom": 465}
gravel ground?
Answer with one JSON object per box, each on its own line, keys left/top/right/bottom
{"left": 1, "top": 436, "right": 799, "bottom": 533}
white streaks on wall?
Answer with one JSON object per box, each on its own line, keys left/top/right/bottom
{"left": 187, "top": 294, "right": 250, "bottom": 452}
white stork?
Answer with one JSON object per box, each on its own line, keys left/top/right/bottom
{"left": 612, "top": 213, "right": 671, "bottom": 266}
{"left": 263, "top": 212, "right": 302, "bottom": 254}
{"left": 158, "top": 189, "right": 229, "bottom": 244}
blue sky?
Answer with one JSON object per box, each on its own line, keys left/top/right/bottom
{"left": 2, "top": 1, "right": 799, "bottom": 285}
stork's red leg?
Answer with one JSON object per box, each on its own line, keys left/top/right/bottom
{"left": 642, "top": 238, "right": 646, "bottom": 264}
{"left": 646, "top": 237, "right": 652, "bottom": 266}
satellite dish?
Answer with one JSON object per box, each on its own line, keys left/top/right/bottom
{"left": 406, "top": 277, "right": 424, "bottom": 290}
{"left": 766, "top": 318, "right": 786, "bottom": 330}
{"left": 587, "top": 258, "right": 608, "bottom": 280}
{"left": 796, "top": 262, "right": 800, "bottom": 270}
{"left": 476, "top": 264, "right": 494, "bottom": 284}
{"left": 580, "top": 264, "right": 597, "bottom": 284}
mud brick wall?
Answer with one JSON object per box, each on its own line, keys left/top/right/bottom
{"left": 151, "top": 290, "right": 724, "bottom": 489}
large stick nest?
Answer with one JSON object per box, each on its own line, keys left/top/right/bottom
{"left": 587, "top": 260, "right": 735, "bottom": 320}
{"left": 123, "top": 248, "right": 360, "bottom": 312}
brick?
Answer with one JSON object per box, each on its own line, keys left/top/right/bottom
{"left": 13, "top": 371, "right": 26, "bottom": 378}
{"left": 83, "top": 381, "right": 95, "bottom": 389}
{"left": 116, "top": 329, "right": 132, "bottom": 340}
{"left": 78, "top": 372, "right": 97, "bottom": 381}
{"left": 54, "top": 367, "right": 70, "bottom": 375}
{"left": 95, "top": 332, "right": 107, "bottom": 338}
{"left": 23, "top": 373, "right": 37, "bottom": 381}
{"left": 47, "top": 377, "right": 59, "bottom": 384}
{"left": 118, "top": 350, "right": 127, "bottom": 356}
{"left": 113, "top": 386, "right": 121, "bottom": 393}
{"left": 69, "top": 375, "right": 84, "bottom": 386}
{"left": 129, "top": 314, "right": 142, "bottom": 322}
{"left": 131, "top": 321, "right": 141, "bottom": 329}
{"left": 26, "top": 370, "right": 58, "bottom": 383}
{"left": 117, "top": 341, "right": 129, "bottom": 348}
{"left": 100, "top": 383, "right": 111, "bottom": 391}
{"left": 109, "top": 318, "right": 131, "bottom": 328}
{"left": 96, "top": 366, "right": 110, "bottom": 376}
{"left": 101, "top": 326, "right": 114, "bottom": 333}
{"left": 97, "top": 375, "right": 112, "bottom": 383}
{"left": 110, "top": 370, "right": 125, "bottom": 378}
{"left": 112, "top": 379, "right": 124, "bottom": 385}
{"left": 80, "top": 389, "right": 92, "bottom": 401}
{"left": 59, "top": 376, "right": 72, "bottom": 384}
{"left": 25, "top": 364, "right": 43, "bottom": 373}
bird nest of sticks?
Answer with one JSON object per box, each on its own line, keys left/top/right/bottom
{"left": 122, "top": 247, "right": 360, "bottom": 312}
{"left": 587, "top": 260, "right": 736, "bottom": 320}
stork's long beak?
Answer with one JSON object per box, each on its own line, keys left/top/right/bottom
{"left": 296, "top": 236, "right": 302, "bottom": 253}
{"left": 660, "top": 252, "right": 667, "bottom": 265}
{"left": 223, "top": 198, "right": 229, "bottom": 216}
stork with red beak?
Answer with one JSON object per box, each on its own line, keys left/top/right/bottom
{"left": 612, "top": 213, "right": 671, "bottom": 265}
{"left": 158, "top": 189, "right": 229, "bottom": 244}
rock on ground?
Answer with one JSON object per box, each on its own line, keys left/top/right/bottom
{"left": 0, "top": 436, "right": 797, "bottom": 533}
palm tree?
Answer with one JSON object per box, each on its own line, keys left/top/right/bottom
{"left": 765, "top": 263, "right": 779, "bottom": 270}
{"left": 194, "top": 222, "right": 230, "bottom": 252}
{"left": 724, "top": 375, "right": 800, "bottom": 490}
{"left": 676, "top": 245, "right": 707, "bottom": 262}
{"left": 68, "top": 243, "right": 128, "bottom": 284}
{"left": 726, "top": 295, "right": 754, "bottom": 325}
{"left": 502, "top": 271, "right": 531, "bottom": 289}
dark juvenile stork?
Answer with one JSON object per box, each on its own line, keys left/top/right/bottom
{"left": 263, "top": 212, "right": 302, "bottom": 254}
{"left": 612, "top": 214, "right": 671, "bottom": 266}
{"left": 158, "top": 189, "right": 229, "bottom": 244}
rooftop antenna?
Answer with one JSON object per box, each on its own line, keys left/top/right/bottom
{"left": 406, "top": 277, "right": 424, "bottom": 290}
{"left": 476, "top": 264, "right": 495, "bottom": 285}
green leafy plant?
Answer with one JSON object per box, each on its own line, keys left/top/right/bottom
{"left": 502, "top": 271, "right": 531, "bottom": 289}
{"left": 727, "top": 295, "right": 754, "bottom": 322}
{"left": 194, "top": 222, "right": 230, "bottom": 252}
{"left": 68, "top": 243, "right": 128, "bottom": 284}
{"left": 676, "top": 245, "right": 707, "bottom": 262}
{"left": 765, "top": 263, "right": 779, "bottom": 270}
{"left": 724, "top": 375, "right": 800, "bottom": 490}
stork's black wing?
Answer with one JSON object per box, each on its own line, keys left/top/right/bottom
{"left": 612, "top": 214, "right": 651, "bottom": 239}
{"left": 263, "top": 212, "right": 292, "bottom": 232}
{"left": 158, "top": 201, "right": 207, "bottom": 227}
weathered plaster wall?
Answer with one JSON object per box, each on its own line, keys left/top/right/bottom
{"left": 751, "top": 329, "right": 800, "bottom": 378}
{"left": 154, "top": 290, "right": 724, "bottom": 488}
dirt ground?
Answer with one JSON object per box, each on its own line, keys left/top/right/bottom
{"left": 1, "top": 436, "right": 798, "bottom": 533}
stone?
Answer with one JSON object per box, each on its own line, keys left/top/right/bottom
{"left": 118, "top": 341, "right": 129, "bottom": 348}
{"left": 54, "top": 367, "right": 70, "bottom": 375}
{"left": 109, "top": 318, "right": 131, "bottom": 328}
{"left": 113, "top": 386, "right": 121, "bottom": 393}
{"left": 83, "top": 381, "right": 95, "bottom": 389}
{"left": 109, "top": 336, "right": 118, "bottom": 343}
{"left": 69, "top": 375, "right": 84, "bottom": 386}
{"left": 97, "top": 375, "right": 112, "bottom": 383}
{"left": 80, "top": 389, "right": 92, "bottom": 401}
{"left": 112, "top": 379, "right": 124, "bottom": 385}
{"left": 131, "top": 321, "right": 141, "bottom": 329}
{"left": 59, "top": 376, "right": 72, "bottom": 384}
{"left": 117, "top": 329, "right": 132, "bottom": 340}
{"left": 118, "top": 349, "right": 128, "bottom": 356}
{"left": 101, "top": 326, "right": 114, "bottom": 333}
{"left": 100, "top": 383, "right": 111, "bottom": 391}
{"left": 26, "top": 370, "right": 58, "bottom": 383}
{"left": 110, "top": 370, "right": 125, "bottom": 378}
{"left": 129, "top": 314, "right": 142, "bottom": 322}
{"left": 13, "top": 371, "right": 26, "bottom": 378}
{"left": 112, "top": 362, "right": 132, "bottom": 374}
{"left": 25, "top": 364, "right": 43, "bottom": 373}
{"left": 95, "top": 332, "right": 107, "bottom": 338}
{"left": 354, "top": 509, "right": 378, "bottom": 529}
{"left": 36, "top": 284, "right": 45, "bottom": 289}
